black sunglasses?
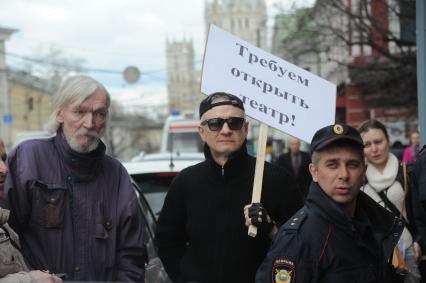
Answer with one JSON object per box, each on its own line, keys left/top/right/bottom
{"left": 201, "top": 117, "right": 245, "bottom": 131}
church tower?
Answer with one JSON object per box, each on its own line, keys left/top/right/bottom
{"left": 205, "top": 0, "right": 267, "bottom": 49}
{"left": 165, "top": 38, "right": 200, "bottom": 114}
{"left": 165, "top": 0, "right": 267, "bottom": 115}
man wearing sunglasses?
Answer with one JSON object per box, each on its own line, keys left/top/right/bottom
{"left": 156, "top": 92, "right": 303, "bottom": 283}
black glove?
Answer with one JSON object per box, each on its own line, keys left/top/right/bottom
{"left": 248, "top": 203, "right": 275, "bottom": 234}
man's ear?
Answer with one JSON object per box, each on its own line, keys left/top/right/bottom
{"left": 198, "top": 125, "right": 207, "bottom": 143}
{"left": 56, "top": 109, "right": 64, "bottom": 123}
{"left": 309, "top": 163, "right": 318, "bottom": 182}
{"left": 243, "top": 121, "right": 249, "bottom": 137}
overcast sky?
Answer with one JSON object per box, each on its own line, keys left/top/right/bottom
{"left": 0, "top": 0, "right": 312, "bottom": 109}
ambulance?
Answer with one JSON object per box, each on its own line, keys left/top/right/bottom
{"left": 160, "top": 111, "right": 204, "bottom": 154}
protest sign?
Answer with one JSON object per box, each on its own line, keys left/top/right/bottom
{"left": 201, "top": 24, "right": 336, "bottom": 143}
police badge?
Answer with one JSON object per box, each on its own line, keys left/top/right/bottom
{"left": 272, "top": 258, "right": 295, "bottom": 283}
{"left": 333, "top": 124, "right": 344, "bottom": 135}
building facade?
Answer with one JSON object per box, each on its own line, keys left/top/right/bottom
{"left": 205, "top": 0, "right": 267, "bottom": 49}
{"left": 272, "top": 0, "right": 416, "bottom": 144}
{"left": 166, "top": 0, "right": 267, "bottom": 114}
{"left": 166, "top": 38, "right": 200, "bottom": 114}
{"left": 7, "top": 70, "right": 54, "bottom": 146}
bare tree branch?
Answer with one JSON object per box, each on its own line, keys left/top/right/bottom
{"left": 274, "top": 0, "right": 416, "bottom": 107}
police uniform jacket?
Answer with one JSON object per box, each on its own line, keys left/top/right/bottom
{"left": 256, "top": 182, "right": 404, "bottom": 283}
{"left": 155, "top": 141, "right": 303, "bottom": 283}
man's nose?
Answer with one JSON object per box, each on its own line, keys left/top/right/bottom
{"left": 219, "top": 121, "right": 232, "bottom": 134}
{"left": 82, "top": 112, "right": 95, "bottom": 128}
{"left": 337, "top": 166, "right": 349, "bottom": 179}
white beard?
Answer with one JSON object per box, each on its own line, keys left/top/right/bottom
{"left": 64, "top": 127, "right": 105, "bottom": 153}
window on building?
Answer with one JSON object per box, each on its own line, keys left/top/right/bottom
{"left": 27, "top": 97, "right": 33, "bottom": 111}
{"left": 399, "top": 0, "right": 415, "bottom": 44}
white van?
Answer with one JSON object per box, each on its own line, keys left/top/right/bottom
{"left": 160, "top": 112, "right": 203, "bottom": 154}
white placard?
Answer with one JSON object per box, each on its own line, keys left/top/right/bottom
{"left": 201, "top": 24, "right": 336, "bottom": 143}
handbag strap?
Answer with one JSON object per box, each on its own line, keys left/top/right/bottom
{"left": 378, "top": 191, "right": 404, "bottom": 220}
{"left": 378, "top": 162, "right": 408, "bottom": 220}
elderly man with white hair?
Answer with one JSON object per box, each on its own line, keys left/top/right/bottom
{"left": 4, "top": 75, "right": 145, "bottom": 282}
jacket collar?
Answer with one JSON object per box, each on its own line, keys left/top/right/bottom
{"left": 306, "top": 182, "right": 403, "bottom": 243}
{"left": 54, "top": 131, "right": 106, "bottom": 182}
{"left": 203, "top": 140, "right": 250, "bottom": 181}
{"left": 306, "top": 183, "right": 352, "bottom": 228}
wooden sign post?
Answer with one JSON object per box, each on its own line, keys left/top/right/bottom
{"left": 248, "top": 123, "right": 268, "bottom": 237}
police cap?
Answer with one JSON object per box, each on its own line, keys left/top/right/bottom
{"left": 310, "top": 124, "right": 364, "bottom": 156}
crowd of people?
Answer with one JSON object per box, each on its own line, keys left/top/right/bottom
{"left": 1, "top": 75, "right": 426, "bottom": 283}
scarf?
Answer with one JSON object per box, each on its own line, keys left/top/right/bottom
{"left": 363, "top": 153, "right": 404, "bottom": 210}
{"left": 362, "top": 153, "right": 413, "bottom": 247}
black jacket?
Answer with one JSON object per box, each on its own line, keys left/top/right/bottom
{"left": 275, "top": 151, "right": 312, "bottom": 200}
{"left": 256, "top": 182, "right": 404, "bottom": 283}
{"left": 155, "top": 143, "right": 303, "bottom": 283}
{"left": 366, "top": 163, "right": 421, "bottom": 247}
{"left": 410, "top": 152, "right": 426, "bottom": 249}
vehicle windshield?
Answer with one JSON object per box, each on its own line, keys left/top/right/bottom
{"left": 167, "top": 132, "right": 203, "bottom": 153}
{"left": 132, "top": 172, "right": 178, "bottom": 218}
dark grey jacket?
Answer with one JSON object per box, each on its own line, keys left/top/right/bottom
{"left": 5, "top": 133, "right": 145, "bottom": 282}
{"left": 256, "top": 183, "right": 404, "bottom": 283}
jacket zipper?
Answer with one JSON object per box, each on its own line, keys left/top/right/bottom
{"left": 221, "top": 166, "right": 224, "bottom": 176}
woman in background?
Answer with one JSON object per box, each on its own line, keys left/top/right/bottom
{"left": 358, "top": 120, "right": 421, "bottom": 282}
{"left": 403, "top": 131, "right": 421, "bottom": 163}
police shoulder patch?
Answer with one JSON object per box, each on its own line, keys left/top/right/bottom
{"left": 272, "top": 258, "right": 295, "bottom": 283}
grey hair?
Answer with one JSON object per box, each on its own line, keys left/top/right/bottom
{"left": 311, "top": 151, "right": 321, "bottom": 165}
{"left": 44, "top": 75, "right": 111, "bottom": 133}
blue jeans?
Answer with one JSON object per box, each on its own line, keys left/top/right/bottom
{"left": 398, "top": 241, "right": 421, "bottom": 283}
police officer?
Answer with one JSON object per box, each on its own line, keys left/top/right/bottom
{"left": 256, "top": 124, "right": 404, "bottom": 283}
